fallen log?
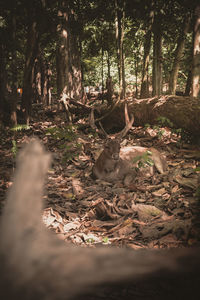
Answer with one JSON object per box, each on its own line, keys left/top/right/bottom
{"left": 0, "top": 139, "right": 199, "bottom": 300}
{"left": 101, "top": 96, "right": 200, "bottom": 140}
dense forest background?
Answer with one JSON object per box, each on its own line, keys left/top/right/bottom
{"left": 0, "top": 0, "right": 200, "bottom": 127}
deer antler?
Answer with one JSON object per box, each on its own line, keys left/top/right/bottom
{"left": 115, "top": 101, "right": 134, "bottom": 139}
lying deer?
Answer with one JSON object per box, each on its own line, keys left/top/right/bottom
{"left": 92, "top": 139, "right": 121, "bottom": 180}
{"left": 92, "top": 138, "right": 167, "bottom": 184}
{"left": 0, "top": 139, "right": 199, "bottom": 300}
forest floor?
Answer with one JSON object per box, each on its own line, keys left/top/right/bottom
{"left": 0, "top": 101, "right": 200, "bottom": 253}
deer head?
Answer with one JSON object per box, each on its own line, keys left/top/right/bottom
{"left": 103, "top": 139, "right": 121, "bottom": 160}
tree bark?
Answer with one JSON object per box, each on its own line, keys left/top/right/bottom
{"left": 33, "top": 57, "right": 42, "bottom": 103}
{"left": 115, "top": 0, "right": 126, "bottom": 99}
{"left": 169, "top": 14, "right": 191, "bottom": 95}
{"left": 21, "top": 6, "right": 40, "bottom": 124}
{"left": 56, "top": 3, "right": 83, "bottom": 101}
{"left": 0, "top": 42, "right": 8, "bottom": 124}
{"left": 185, "top": 69, "right": 192, "bottom": 96}
{"left": 152, "top": 14, "right": 162, "bottom": 97}
{"left": 140, "top": 8, "right": 154, "bottom": 99}
{"left": 56, "top": 6, "right": 70, "bottom": 98}
{"left": 69, "top": 15, "right": 83, "bottom": 101}
{"left": 101, "top": 96, "right": 200, "bottom": 140}
{"left": 134, "top": 52, "right": 139, "bottom": 98}
{"left": 192, "top": 5, "right": 200, "bottom": 97}
{"left": 107, "top": 50, "right": 111, "bottom": 77}
{"left": 10, "top": 11, "right": 18, "bottom": 126}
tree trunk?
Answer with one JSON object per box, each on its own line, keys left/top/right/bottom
{"left": 69, "top": 19, "right": 83, "bottom": 101}
{"left": 134, "top": 52, "right": 139, "bottom": 98}
{"left": 185, "top": 69, "right": 192, "bottom": 96}
{"left": 101, "top": 46, "right": 104, "bottom": 100}
{"left": 33, "top": 57, "right": 42, "bottom": 103}
{"left": 106, "top": 76, "right": 114, "bottom": 106}
{"left": 185, "top": 23, "right": 195, "bottom": 96}
{"left": 56, "top": 3, "right": 83, "bottom": 101}
{"left": 152, "top": 15, "right": 162, "bottom": 97}
{"left": 10, "top": 11, "right": 18, "bottom": 126}
{"left": 169, "top": 14, "right": 191, "bottom": 95}
{"left": 107, "top": 50, "right": 111, "bottom": 78}
{"left": 0, "top": 44, "right": 9, "bottom": 125}
{"left": 101, "top": 96, "right": 200, "bottom": 140}
{"left": 140, "top": 8, "right": 154, "bottom": 99}
{"left": 46, "top": 63, "right": 52, "bottom": 106}
{"left": 39, "top": 58, "right": 52, "bottom": 106}
{"left": 115, "top": 0, "right": 126, "bottom": 99}
{"left": 192, "top": 5, "right": 200, "bottom": 97}
{"left": 56, "top": 8, "right": 70, "bottom": 98}
{"left": 21, "top": 8, "right": 40, "bottom": 124}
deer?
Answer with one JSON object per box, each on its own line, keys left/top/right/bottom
{"left": 92, "top": 102, "right": 167, "bottom": 184}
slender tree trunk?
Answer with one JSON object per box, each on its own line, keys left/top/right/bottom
{"left": 33, "top": 57, "right": 42, "bottom": 103}
{"left": 115, "top": 0, "right": 126, "bottom": 99}
{"left": 40, "top": 56, "right": 45, "bottom": 104}
{"left": 107, "top": 50, "right": 111, "bottom": 77}
{"left": 21, "top": 8, "right": 39, "bottom": 124}
{"left": 0, "top": 44, "right": 8, "bottom": 124}
{"left": 39, "top": 58, "right": 52, "bottom": 106}
{"left": 185, "top": 69, "right": 192, "bottom": 96}
{"left": 106, "top": 51, "right": 113, "bottom": 106}
{"left": 135, "top": 53, "right": 139, "bottom": 98}
{"left": 169, "top": 14, "right": 191, "bottom": 95}
{"left": 185, "top": 21, "right": 195, "bottom": 96}
{"left": 56, "top": 3, "right": 83, "bottom": 101}
{"left": 56, "top": 7, "right": 70, "bottom": 98}
{"left": 192, "top": 5, "right": 200, "bottom": 97}
{"left": 10, "top": 11, "right": 18, "bottom": 126}
{"left": 46, "top": 63, "right": 52, "bottom": 106}
{"left": 152, "top": 15, "right": 162, "bottom": 96}
{"left": 140, "top": 9, "right": 154, "bottom": 98}
{"left": 101, "top": 46, "right": 104, "bottom": 99}
{"left": 69, "top": 22, "right": 83, "bottom": 101}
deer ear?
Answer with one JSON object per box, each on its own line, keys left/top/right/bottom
{"left": 105, "top": 138, "right": 112, "bottom": 147}
{"left": 114, "top": 137, "right": 121, "bottom": 144}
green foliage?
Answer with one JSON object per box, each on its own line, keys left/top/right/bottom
{"left": 0, "top": 16, "right": 6, "bottom": 28}
{"left": 132, "top": 150, "right": 154, "bottom": 169}
{"left": 154, "top": 116, "right": 174, "bottom": 138}
{"left": 46, "top": 126, "right": 82, "bottom": 162}
{"left": 144, "top": 123, "right": 151, "bottom": 130}
{"left": 10, "top": 125, "right": 30, "bottom": 161}
{"left": 156, "top": 116, "right": 174, "bottom": 127}
{"left": 152, "top": 125, "right": 165, "bottom": 139}
{"left": 11, "top": 125, "right": 30, "bottom": 131}
{"left": 60, "top": 143, "right": 82, "bottom": 163}
{"left": 102, "top": 236, "right": 109, "bottom": 244}
{"left": 145, "top": 117, "right": 185, "bottom": 140}
{"left": 86, "top": 238, "right": 95, "bottom": 244}
{"left": 144, "top": 122, "right": 165, "bottom": 139}
{"left": 11, "top": 140, "right": 18, "bottom": 158}
{"left": 46, "top": 125, "right": 77, "bottom": 142}
{"left": 195, "top": 186, "right": 200, "bottom": 200}
{"left": 156, "top": 116, "right": 188, "bottom": 140}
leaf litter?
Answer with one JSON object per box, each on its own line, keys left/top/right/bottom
{"left": 0, "top": 108, "right": 200, "bottom": 250}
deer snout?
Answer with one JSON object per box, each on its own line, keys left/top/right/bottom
{"left": 112, "top": 153, "right": 119, "bottom": 160}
